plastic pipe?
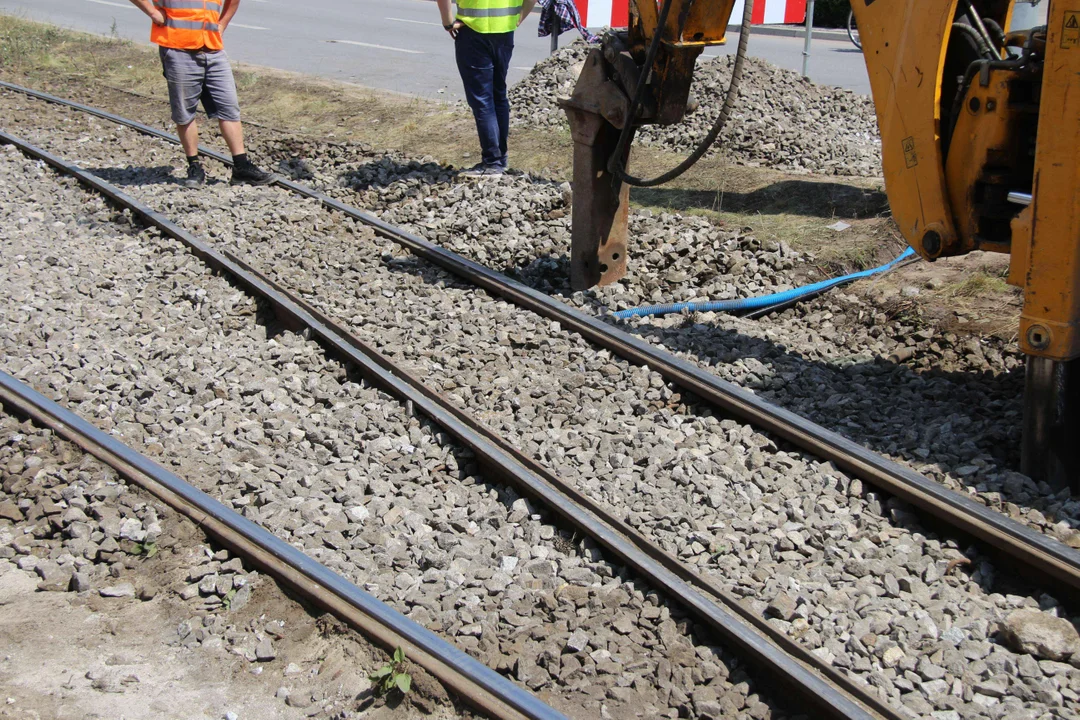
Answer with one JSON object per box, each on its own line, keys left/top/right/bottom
{"left": 612, "top": 247, "right": 916, "bottom": 320}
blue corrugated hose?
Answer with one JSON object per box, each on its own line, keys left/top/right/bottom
{"left": 612, "top": 246, "right": 917, "bottom": 320}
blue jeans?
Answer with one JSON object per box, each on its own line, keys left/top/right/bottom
{"left": 455, "top": 25, "right": 514, "bottom": 169}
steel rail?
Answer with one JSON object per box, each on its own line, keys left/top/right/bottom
{"left": 0, "top": 368, "right": 563, "bottom": 720}
{"left": 2, "top": 81, "right": 1073, "bottom": 591}
{"left": 222, "top": 250, "right": 909, "bottom": 720}
{"left": 0, "top": 127, "right": 895, "bottom": 720}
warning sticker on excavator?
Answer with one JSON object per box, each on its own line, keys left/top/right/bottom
{"left": 902, "top": 136, "right": 917, "bottom": 168}
{"left": 1062, "top": 11, "right": 1080, "bottom": 49}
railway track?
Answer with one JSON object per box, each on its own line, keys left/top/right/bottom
{"left": 0, "top": 369, "right": 561, "bottom": 720}
{"left": 1, "top": 80, "right": 1074, "bottom": 585}
{"left": 0, "top": 127, "right": 886, "bottom": 720}
{"left": 1, "top": 82, "right": 1078, "bottom": 719}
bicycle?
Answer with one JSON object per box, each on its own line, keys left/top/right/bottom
{"left": 847, "top": 8, "right": 861, "bottom": 49}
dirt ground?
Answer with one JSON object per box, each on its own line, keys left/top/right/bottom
{"left": 0, "top": 569, "right": 324, "bottom": 720}
{"left": 0, "top": 540, "right": 455, "bottom": 720}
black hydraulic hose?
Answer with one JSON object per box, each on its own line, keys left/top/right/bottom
{"left": 983, "top": 17, "right": 1006, "bottom": 49}
{"left": 612, "top": 0, "right": 754, "bottom": 187}
{"left": 944, "top": 51, "right": 1033, "bottom": 151}
{"left": 603, "top": 0, "right": 680, "bottom": 180}
{"left": 952, "top": 21, "right": 995, "bottom": 58}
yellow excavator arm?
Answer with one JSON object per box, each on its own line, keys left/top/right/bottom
{"left": 563, "top": 0, "right": 1078, "bottom": 485}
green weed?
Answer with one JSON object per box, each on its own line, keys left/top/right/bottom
{"left": 369, "top": 647, "right": 412, "bottom": 697}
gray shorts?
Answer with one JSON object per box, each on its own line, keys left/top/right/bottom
{"left": 158, "top": 46, "right": 241, "bottom": 125}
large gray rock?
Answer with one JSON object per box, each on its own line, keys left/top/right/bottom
{"left": 999, "top": 610, "right": 1080, "bottom": 661}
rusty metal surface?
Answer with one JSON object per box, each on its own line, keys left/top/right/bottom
{"left": 1021, "top": 357, "right": 1080, "bottom": 490}
{"left": 650, "top": 43, "right": 704, "bottom": 125}
{"left": 561, "top": 48, "right": 633, "bottom": 128}
{"left": 558, "top": 48, "right": 634, "bottom": 289}
{"left": 561, "top": 104, "right": 631, "bottom": 289}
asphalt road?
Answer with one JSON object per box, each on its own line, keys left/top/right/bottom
{"left": 0, "top": 0, "right": 871, "bottom": 100}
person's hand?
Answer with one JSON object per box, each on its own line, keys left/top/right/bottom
{"left": 445, "top": 20, "right": 463, "bottom": 38}
{"left": 152, "top": 9, "right": 166, "bottom": 24}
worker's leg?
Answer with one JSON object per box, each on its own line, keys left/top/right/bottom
{"left": 455, "top": 25, "right": 502, "bottom": 169}
{"left": 201, "top": 49, "right": 274, "bottom": 185}
{"left": 218, "top": 120, "right": 245, "bottom": 156}
{"left": 160, "top": 47, "right": 204, "bottom": 158}
{"left": 490, "top": 31, "right": 514, "bottom": 169}
{"left": 159, "top": 46, "right": 207, "bottom": 186}
{"left": 177, "top": 120, "right": 200, "bottom": 157}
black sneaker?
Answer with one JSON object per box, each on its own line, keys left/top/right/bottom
{"left": 230, "top": 161, "right": 276, "bottom": 186}
{"left": 182, "top": 162, "right": 206, "bottom": 188}
{"left": 459, "top": 162, "right": 506, "bottom": 178}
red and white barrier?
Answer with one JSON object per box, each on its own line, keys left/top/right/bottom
{"left": 574, "top": 0, "right": 629, "bottom": 29}
{"left": 574, "top": 0, "right": 806, "bottom": 30}
{"left": 734, "top": 0, "right": 807, "bottom": 25}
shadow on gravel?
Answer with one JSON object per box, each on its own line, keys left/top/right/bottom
{"left": 382, "top": 248, "right": 1045, "bottom": 525}
{"left": 336, "top": 157, "right": 455, "bottom": 192}
{"left": 378, "top": 254, "right": 1067, "bottom": 612}
{"left": 84, "top": 165, "right": 186, "bottom": 188}
{"left": 305, "top": 155, "right": 1052, "bottom": 529}
{"left": 631, "top": 180, "right": 889, "bottom": 219}
{"left": 615, "top": 316, "right": 1040, "bottom": 499}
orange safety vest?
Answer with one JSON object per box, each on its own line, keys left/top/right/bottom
{"left": 150, "top": 0, "right": 224, "bottom": 51}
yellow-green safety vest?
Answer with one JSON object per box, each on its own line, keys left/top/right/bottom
{"left": 456, "top": 0, "right": 524, "bottom": 34}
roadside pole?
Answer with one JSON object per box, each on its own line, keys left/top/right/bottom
{"left": 801, "top": 0, "right": 815, "bottom": 78}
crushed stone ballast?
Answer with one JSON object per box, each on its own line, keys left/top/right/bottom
{"left": 1, "top": 82, "right": 1078, "bottom": 720}
{"left": 0, "top": 82, "right": 1068, "bottom": 596}
{"left": 0, "top": 126, "right": 898, "bottom": 720}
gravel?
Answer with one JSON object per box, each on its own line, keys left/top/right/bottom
{"left": 509, "top": 43, "right": 882, "bottom": 176}
{"left": 244, "top": 130, "right": 1040, "bottom": 531}
{"left": 0, "top": 142, "right": 774, "bottom": 719}
{"left": 2, "top": 89, "right": 1079, "bottom": 720}
{"left": 0, "top": 416, "right": 455, "bottom": 718}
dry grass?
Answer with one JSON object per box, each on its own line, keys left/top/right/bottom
{"left": 948, "top": 267, "right": 1013, "bottom": 298}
